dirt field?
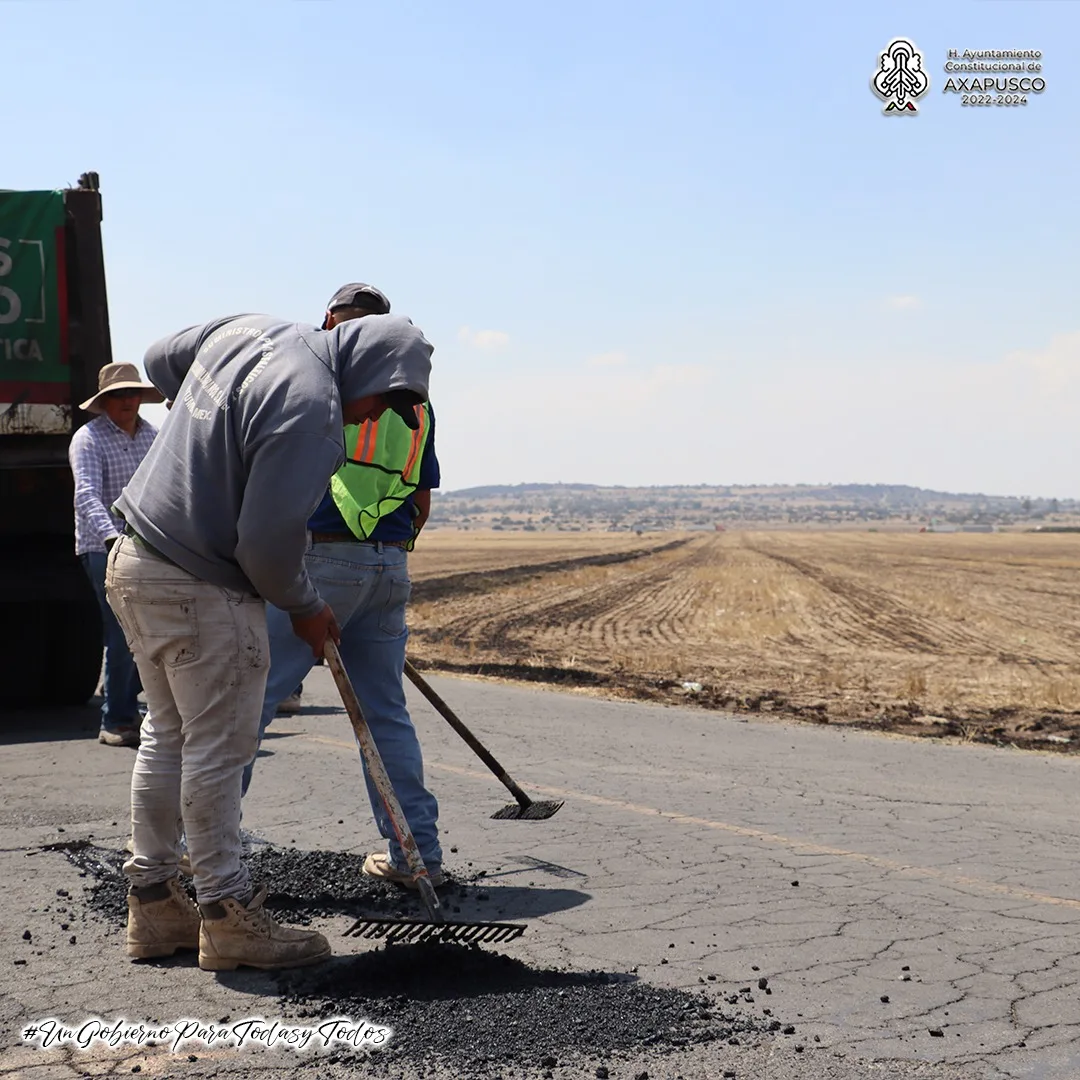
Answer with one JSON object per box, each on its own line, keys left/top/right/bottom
{"left": 408, "top": 529, "right": 1080, "bottom": 752}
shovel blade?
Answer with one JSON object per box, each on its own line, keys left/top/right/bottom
{"left": 491, "top": 799, "right": 564, "bottom": 821}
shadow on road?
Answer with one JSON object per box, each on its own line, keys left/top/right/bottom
{"left": 0, "top": 704, "right": 100, "bottom": 745}
{"left": 253, "top": 729, "right": 305, "bottom": 762}
{"left": 444, "top": 883, "right": 590, "bottom": 921}
{"left": 263, "top": 880, "right": 591, "bottom": 925}
{"left": 215, "top": 941, "right": 630, "bottom": 1001}
{"left": 47, "top": 841, "right": 592, "bottom": 941}
{"left": 272, "top": 706, "right": 345, "bottom": 719}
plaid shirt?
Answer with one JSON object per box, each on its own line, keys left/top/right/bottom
{"left": 69, "top": 414, "right": 158, "bottom": 555}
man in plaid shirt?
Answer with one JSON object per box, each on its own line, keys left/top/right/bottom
{"left": 69, "top": 363, "right": 162, "bottom": 747}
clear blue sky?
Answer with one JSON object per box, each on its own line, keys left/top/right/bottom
{"left": 7, "top": 1, "right": 1078, "bottom": 496}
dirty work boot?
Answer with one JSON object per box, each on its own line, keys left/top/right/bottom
{"left": 363, "top": 851, "right": 446, "bottom": 889}
{"left": 198, "top": 885, "right": 331, "bottom": 971}
{"left": 99, "top": 726, "right": 140, "bottom": 748}
{"left": 126, "top": 877, "right": 201, "bottom": 959}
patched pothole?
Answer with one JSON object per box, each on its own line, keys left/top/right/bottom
{"left": 43, "top": 842, "right": 784, "bottom": 1073}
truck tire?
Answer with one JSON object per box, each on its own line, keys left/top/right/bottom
{"left": 0, "top": 597, "right": 102, "bottom": 708}
{"left": 0, "top": 603, "right": 49, "bottom": 707}
{"left": 47, "top": 596, "right": 105, "bottom": 706}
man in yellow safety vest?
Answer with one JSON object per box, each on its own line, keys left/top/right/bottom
{"left": 242, "top": 284, "right": 445, "bottom": 888}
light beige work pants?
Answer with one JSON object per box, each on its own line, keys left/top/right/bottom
{"left": 105, "top": 536, "right": 269, "bottom": 903}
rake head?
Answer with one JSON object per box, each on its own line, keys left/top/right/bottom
{"left": 344, "top": 916, "right": 526, "bottom": 946}
{"left": 491, "top": 799, "right": 564, "bottom": 821}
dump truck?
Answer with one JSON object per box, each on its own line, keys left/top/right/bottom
{"left": 0, "top": 173, "right": 113, "bottom": 707}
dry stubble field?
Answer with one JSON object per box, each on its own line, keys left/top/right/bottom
{"left": 407, "top": 529, "right": 1080, "bottom": 751}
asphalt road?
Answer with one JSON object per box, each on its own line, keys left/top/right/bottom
{"left": 2, "top": 670, "right": 1078, "bottom": 1080}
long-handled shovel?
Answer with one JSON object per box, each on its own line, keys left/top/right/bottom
{"left": 403, "top": 658, "right": 564, "bottom": 821}
{"left": 325, "top": 640, "right": 525, "bottom": 946}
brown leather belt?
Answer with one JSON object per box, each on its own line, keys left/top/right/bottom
{"left": 310, "top": 531, "right": 410, "bottom": 548}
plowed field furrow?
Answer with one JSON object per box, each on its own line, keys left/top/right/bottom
{"left": 741, "top": 537, "right": 1080, "bottom": 665}
{"left": 410, "top": 538, "right": 691, "bottom": 600}
{"left": 548, "top": 541, "right": 718, "bottom": 650}
{"left": 495, "top": 559, "right": 691, "bottom": 653}
{"left": 829, "top": 558, "right": 1080, "bottom": 663}
{"left": 411, "top": 538, "right": 694, "bottom": 655}
{"left": 744, "top": 541, "right": 994, "bottom": 656}
{"left": 737, "top": 549, "right": 896, "bottom": 653}
{"left": 417, "top": 538, "right": 715, "bottom": 659}
{"left": 407, "top": 530, "right": 1080, "bottom": 731}
{"left": 845, "top": 567, "right": 1080, "bottom": 663}
{"left": 968, "top": 588, "right": 1080, "bottom": 660}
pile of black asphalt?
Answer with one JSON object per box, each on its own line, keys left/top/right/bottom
{"left": 43, "top": 842, "right": 781, "bottom": 1076}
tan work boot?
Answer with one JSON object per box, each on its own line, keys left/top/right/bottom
{"left": 99, "top": 726, "right": 140, "bottom": 748}
{"left": 363, "top": 851, "right": 446, "bottom": 888}
{"left": 126, "top": 877, "right": 201, "bottom": 959}
{"left": 198, "top": 885, "right": 331, "bottom": 971}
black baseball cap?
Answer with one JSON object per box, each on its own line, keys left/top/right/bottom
{"left": 383, "top": 389, "right": 424, "bottom": 429}
{"left": 322, "top": 283, "right": 392, "bottom": 327}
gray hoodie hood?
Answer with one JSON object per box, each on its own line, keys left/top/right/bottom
{"left": 301, "top": 313, "right": 432, "bottom": 411}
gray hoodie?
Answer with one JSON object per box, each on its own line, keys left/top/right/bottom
{"left": 113, "top": 313, "right": 432, "bottom": 617}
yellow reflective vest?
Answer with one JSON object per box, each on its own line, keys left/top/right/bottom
{"left": 330, "top": 403, "right": 431, "bottom": 547}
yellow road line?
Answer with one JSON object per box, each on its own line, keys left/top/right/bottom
{"left": 303, "top": 734, "right": 1080, "bottom": 913}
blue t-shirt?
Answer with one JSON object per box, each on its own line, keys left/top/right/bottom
{"left": 307, "top": 405, "right": 440, "bottom": 542}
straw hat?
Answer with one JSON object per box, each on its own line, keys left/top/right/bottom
{"left": 79, "top": 363, "right": 165, "bottom": 414}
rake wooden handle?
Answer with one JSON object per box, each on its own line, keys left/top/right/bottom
{"left": 324, "top": 640, "right": 444, "bottom": 925}
{"left": 403, "top": 658, "right": 533, "bottom": 812}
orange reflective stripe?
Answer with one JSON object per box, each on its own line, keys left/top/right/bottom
{"left": 350, "top": 426, "right": 365, "bottom": 460}
{"left": 346, "top": 420, "right": 377, "bottom": 464}
{"left": 358, "top": 418, "right": 379, "bottom": 463}
{"left": 400, "top": 406, "right": 426, "bottom": 480}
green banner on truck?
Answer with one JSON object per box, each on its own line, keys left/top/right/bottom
{"left": 0, "top": 190, "right": 68, "bottom": 433}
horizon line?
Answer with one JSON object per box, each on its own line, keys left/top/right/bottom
{"left": 435, "top": 482, "right": 1077, "bottom": 502}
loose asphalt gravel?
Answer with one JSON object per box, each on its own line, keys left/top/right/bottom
{"left": 45, "top": 841, "right": 781, "bottom": 1076}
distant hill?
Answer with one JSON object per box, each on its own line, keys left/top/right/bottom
{"left": 448, "top": 482, "right": 601, "bottom": 498}
{"left": 443, "top": 482, "right": 1067, "bottom": 505}
{"left": 431, "top": 482, "right": 1077, "bottom": 533}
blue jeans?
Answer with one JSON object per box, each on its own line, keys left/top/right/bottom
{"left": 242, "top": 542, "right": 441, "bottom": 872}
{"left": 80, "top": 550, "right": 142, "bottom": 732}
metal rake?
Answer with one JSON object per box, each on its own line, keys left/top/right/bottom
{"left": 324, "top": 640, "right": 527, "bottom": 946}
{"left": 343, "top": 917, "right": 525, "bottom": 945}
